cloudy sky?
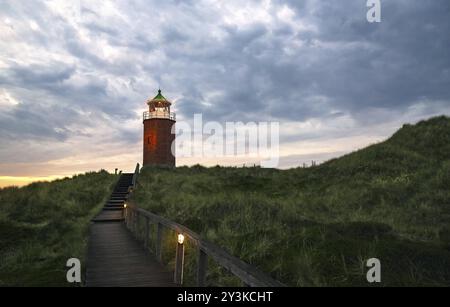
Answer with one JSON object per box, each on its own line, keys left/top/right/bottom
{"left": 0, "top": 0, "right": 449, "bottom": 187}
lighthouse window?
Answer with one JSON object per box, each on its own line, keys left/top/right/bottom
{"left": 148, "top": 137, "right": 151, "bottom": 144}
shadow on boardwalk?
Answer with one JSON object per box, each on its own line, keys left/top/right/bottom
{"left": 85, "top": 173, "right": 175, "bottom": 287}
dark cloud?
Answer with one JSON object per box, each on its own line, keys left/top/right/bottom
{"left": 0, "top": 0, "right": 449, "bottom": 169}
{"left": 281, "top": 0, "right": 450, "bottom": 112}
{"left": 0, "top": 102, "right": 76, "bottom": 141}
{"left": 5, "top": 63, "right": 75, "bottom": 88}
{"left": 161, "top": 0, "right": 450, "bottom": 123}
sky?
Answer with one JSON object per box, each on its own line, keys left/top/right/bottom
{"left": 0, "top": 0, "right": 450, "bottom": 187}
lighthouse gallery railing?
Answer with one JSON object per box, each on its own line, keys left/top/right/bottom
{"left": 143, "top": 111, "right": 176, "bottom": 121}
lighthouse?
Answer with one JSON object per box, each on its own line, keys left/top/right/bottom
{"left": 143, "top": 89, "right": 176, "bottom": 167}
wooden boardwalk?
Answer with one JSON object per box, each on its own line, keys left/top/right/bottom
{"left": 86, "top": 173, "right": 175, "bottom": 287}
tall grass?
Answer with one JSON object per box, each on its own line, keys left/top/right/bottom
{"left": 0, "top": 170, "right": 116, "bottom": 286}
{"left": 132, "top": 116, "right": 450, "bottom": 286}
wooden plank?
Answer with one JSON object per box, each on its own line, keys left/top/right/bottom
{"left": 86, "top": 222, "right": 175, "bottom": 287}
{"left": 132, "top": 210, "right": 136, "bottom": 234}
{"left": 92, "top": 210, "right": 124, "bottom": 222}
{"left": 127, "top": 202, "right": 285, "bottom": 287}
{"left": 155, "top": 222, "right": 163, "bottom": 262}
{"left": 200, "top": 240, "right": 284, "bottom": 287}
{"left": 144, "top": 216, "right": 150, "bottom": 249}
{"left": 131, "top": 163, "right": 140, "bottom": 188}
{"left": 86, "top": 173, "right": 175, "bottom": 287}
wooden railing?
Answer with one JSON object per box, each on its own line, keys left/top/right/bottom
{"left": 124, "top": 203, "right": 285, "bottom": 287}
{"left": 123, "top": 165, "right": 284, "bottom": 287}
{"left": 131, "top": 163, "right": 140, "bottom": 189}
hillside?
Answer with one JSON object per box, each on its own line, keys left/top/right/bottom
{"left": 0, "top": 116, "right": 448, "bottom": 287}
{"left": 0, "top": 171, "right": 116, "bottom": 286}
{"left": 132, "top": 116, "right": 450, "bottom": 286}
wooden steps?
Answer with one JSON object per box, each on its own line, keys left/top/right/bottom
{"left": 86, "top": 173, "right": 175, "bottom": 287}
{"left": 92, "top": 210, "right": 124, "bottom": 222}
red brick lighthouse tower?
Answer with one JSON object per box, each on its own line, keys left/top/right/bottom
{"left": 143, "top": 89, "right": 176, "bottom": 167}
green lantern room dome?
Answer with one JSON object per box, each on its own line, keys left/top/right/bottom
{"left": 153, "top": 89, "right": 166, "bottom": 100}
{"left": 147, "top": 89, "right": 172, "bottom": 107}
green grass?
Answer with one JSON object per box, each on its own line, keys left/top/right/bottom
{"left": 131, "top": 116, "right": 450, "bottom": 286}
{"left": 0, "top": 170, "right": 116, "bottom": 286}
{"left": 1, "top": 116, "right": 449, "bottom": 287}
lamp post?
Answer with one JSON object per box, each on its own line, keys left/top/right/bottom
{"left": 174, "top": 234, "right": 185, "bottom": 285}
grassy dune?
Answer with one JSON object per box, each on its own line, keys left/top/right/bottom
{"left": 0, "top": 116, "right": 449, "bottom": 287}
{"left": 132, "top": 116, "right": 450, "bottom": 286}
{"left": 0, "top": 171, "right": 116, "bottom": 286}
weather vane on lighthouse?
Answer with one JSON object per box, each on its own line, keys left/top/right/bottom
{"left": 143, "top": 89, "right": 176, "bottom": 167}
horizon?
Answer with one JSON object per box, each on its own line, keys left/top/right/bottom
{"left": 0, "top": 113, "right": 446, "bottom": 188}
{"left": 1, "top": 1, "right": 450, "bottom": 187}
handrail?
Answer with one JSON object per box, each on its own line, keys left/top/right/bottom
{"left": 124, "top": 201, "right": 285, "bottom": 287}
{"left": 131, "top": 163, "right": 140, "bottom": 189}
{"left": 143, "top": 111, "right": 176, "bottom": 121}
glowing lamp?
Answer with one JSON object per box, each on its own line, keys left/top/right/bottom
{"left": 178, "top": 234, "right": 185, "bottom": 245}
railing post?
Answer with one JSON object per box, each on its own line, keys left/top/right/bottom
{"left": 126, "top": 207, "right": 130, "bottom": 227}
{"left": 144, "top": 216, "right": 150, "bottom": 249}
{"left": 155, "top": 223, "right": 163, "bottom": 262}
{"left": 128, "top": 208, "right": 133, "bottom": 228}
{"left": 133, "top": 210, "right": 138, "bottom": 235}
{"left": 174, "top": 239, "right": 185, "bottom": 285}
{"left": 132, "top": 163, "right": 140, "bottom": 189}
{"left": 128, "top": 208, "right": 132, "bottom": 230}
{"left": 137, "top": 211, "right": 140, "bottom": 237}
{"left": 197, "top": 249, "right": 208, "bottom": 287}
{"left": 124, "top": 207, "right": 128, "bottom": 227}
